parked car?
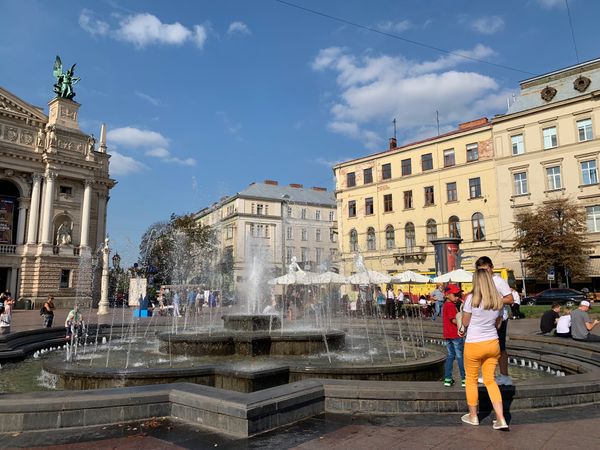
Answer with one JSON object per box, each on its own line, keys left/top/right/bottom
{"left": 523, "top": 288, "right": 586, "bottom": 307}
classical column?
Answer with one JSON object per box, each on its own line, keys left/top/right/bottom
{"left": 26, "top": 174, "right": 43, "bottom": 244}
{"left": 40, "top": 171, "right": 57, "bottom": 245}
{"left": 95, "top": 192, "right": 107, "bottom": 249}
{"left": 98, "top": 237, "right": 110, "bottom": 315}
{"left": 79, "top": 181, "right": 93, "bottom": 248}
{"left": 16, "top": 199, "right": 28, "bottom": 245}
{"left": 9, "top": 268, "right": 18, "bottom": 298}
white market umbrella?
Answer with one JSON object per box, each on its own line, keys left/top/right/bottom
{"left": 348, "top": 270, "right": 391, "bottom": 285}
{"left": 392, "top": 270, "right": 432, "bottom": 284}
{"left": 313, "top": 271, "right": 348, "bottom": 285}
{"left": 433, "top": 269, "right": 473, "bottom": 283}
{"left": 267, "top": 270, "right": 318, "bottom": 285}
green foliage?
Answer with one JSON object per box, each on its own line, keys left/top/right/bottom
{"left": 513, "top": 198, "right": 589, "bottom": 283}
{"left": 139, "top": 213, "right": 218, "bottom": 285}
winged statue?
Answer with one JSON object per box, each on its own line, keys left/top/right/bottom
{"left": 52, "top": 55, "right": 80, "bottom": 99}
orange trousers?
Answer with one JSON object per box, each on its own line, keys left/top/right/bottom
{"left": 464, "top": 338, "right": 502, "bottom": 406}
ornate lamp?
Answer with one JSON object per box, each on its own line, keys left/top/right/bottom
{"left": 112, "top": 252, "right": 121, "bottom": 270}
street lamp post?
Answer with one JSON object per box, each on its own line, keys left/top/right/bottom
{"left": 519, "top": 247, "right": 527, "bottom": 297}
{"left": 281, "top": 194, "right": 290, "bottom": 275}
{"left": 97, "top": 237, "right": 111, "bottom": 315}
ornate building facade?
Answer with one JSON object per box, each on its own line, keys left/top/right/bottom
{"left": 0, "top": 87, "right": 115, "bottom": 306}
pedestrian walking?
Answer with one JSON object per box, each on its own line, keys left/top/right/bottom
{"left": 41, "top": 295, "right": 55, "bottom": 328}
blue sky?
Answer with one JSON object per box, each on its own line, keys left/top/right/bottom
{"left": 1, "top": 0, "right": 598, "bottom": 266}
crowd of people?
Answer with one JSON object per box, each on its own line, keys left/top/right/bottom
{"left": 152, "top": 287, "right": 220, "bottom": 317}
{"left": 540, "top": 300, "right": 600, "bottom": 341}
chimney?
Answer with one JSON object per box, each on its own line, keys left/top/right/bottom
{"left": 289, "top": 183, "right": 303, "bottom": 188}
{"left": 389, "top": 137, "right": 397, "bottom": 149}
{"left": 458, "top": 117, "right": 488, "bottom": 130}
{"left": 264, "top": 179, "right": 278, "bottom": 185}
{"left": 311, "top": 186, "right": 327, "bottom": 191}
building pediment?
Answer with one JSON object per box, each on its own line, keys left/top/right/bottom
{"left": 0, "top": 87, "right": 48, "bottom": 126}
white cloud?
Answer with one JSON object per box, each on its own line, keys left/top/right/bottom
{"left": 227, "top": 21, "right": 251, "bottom": 36}
{"left": 110, "top": 151, "right": 148, "bottom": 176}
{"left": 108, "top": 127, "right": 169, "bottom": 148}
{"left": 312, "top": 46, "right": 506, "bottom": 149}
{"left": 377, "top": 20, "right": 412, "bottom": 33}
{"left": 134, "top": 91, "right": 160, "bottom": 106}
{"left": 79, "top": 10, "right": 208, "bottom": 49}
{"left": 471, "top": 16, "right": 504, "bottom": 34}
{"left": 535, "top": 0, "right": 566, "bottom": 8}
{"left": 145, "top": 147, "right": 170, "bottom": 158}
{"left": 79, "top": 9, "right": 110, "bottom": 36}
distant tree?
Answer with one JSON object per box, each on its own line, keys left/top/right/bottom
{"left": 139, "top": 214, "right": 218, "bottom": 286}
{"left": 513, "top": 198, "right": 589, "bottom": 284}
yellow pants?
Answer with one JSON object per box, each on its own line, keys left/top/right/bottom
{"left": 464, "top": 339, "right": 502, "bottom": 406}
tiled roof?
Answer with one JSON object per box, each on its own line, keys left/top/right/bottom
{"left": 239, "top": 183, "right": 335, "bottom": 206}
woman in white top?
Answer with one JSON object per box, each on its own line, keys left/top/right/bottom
{"left": 555, "top": 307, "right": 572, "bottom": 338}
{"left": 460, "top": 269, "right": 508, "bottom": 430}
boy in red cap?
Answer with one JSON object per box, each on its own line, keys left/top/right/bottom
{"left": 443, "top": 284, "right": 466, "bottom": 387}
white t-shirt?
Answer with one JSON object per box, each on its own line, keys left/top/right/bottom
{"left": 493, "top": 275, "right": 512, "bottom": 321}
{"left": 511, "top": 290, "right": 521, "bottom": 305}
{"left": 556, "top": 314, "right": 571, "bottom": 334}
{"left": 463, "top": 293, "right": 503, "bottom": 343}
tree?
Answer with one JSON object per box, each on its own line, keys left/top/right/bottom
{"left": 139, "top": 214, "right": 218, "bottom": 286}
{"left": 513, "top": 198, "right": 589, "bottom": 284}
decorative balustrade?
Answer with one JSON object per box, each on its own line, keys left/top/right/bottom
{"left": 0, "top": 244, "right": 16, "bottom": 254}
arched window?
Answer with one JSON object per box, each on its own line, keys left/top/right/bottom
{"left": 426, "top": 219, "right": 437, "bottom": 243}
{"left": 472, "top": 213, "right": 486, "bottom": 241}
{"left": 405, "top": 222, "right": 416, "bottom": 251}
{"left": 350, "top": 229, "right": 358, "bottom": 251}
{"left": 385, "top": 225, "right": 395, "bottom": 249}
{"left": 366, "top": 227, "right": 376, "bottom": 251}
{"left": 449, "top": 216, "right": 461, "bottom": 239}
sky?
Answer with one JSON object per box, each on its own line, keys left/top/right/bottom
{"left": 1, "top": 0, "right": 599, "bottom": 266}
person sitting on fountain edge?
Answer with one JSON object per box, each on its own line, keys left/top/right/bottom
{"left": 65, "top": 305, "right": 83, "bottom": 340}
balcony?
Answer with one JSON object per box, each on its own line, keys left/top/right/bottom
{"left": 394, "top": 246, "right": 426, "bottom": 264}
{"left": 0, "top": 244, "right": 16, "bottom": 254}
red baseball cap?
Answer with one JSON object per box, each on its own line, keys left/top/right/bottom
{"left": 444, "top": 284, "right": 462, "bottom": 295}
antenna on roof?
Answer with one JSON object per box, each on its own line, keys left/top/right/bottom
{"left": 565, "top": 0, "right": 580, "bottom": 64}
{"left": 436, "top": 110, "right": 440, "bottom": 135}
{"left": 392, "top": 118, "right": 397, "bottom": 140}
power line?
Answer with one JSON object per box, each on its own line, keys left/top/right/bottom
{"left": 274, "top": 0, "right": 535, "bottom": 76}
{"left": 565, "top": 0, "right": 580, "bottom": 64}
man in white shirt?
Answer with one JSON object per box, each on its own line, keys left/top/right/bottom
{"left": 475, "top": 256, "right": 514, "bottom": 386}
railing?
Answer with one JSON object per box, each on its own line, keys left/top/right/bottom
{"left": 0, "top": 244, "right": 16, "bottom": 254}
{"left": 52, "top": 246, "right": 81, "bottom": 256}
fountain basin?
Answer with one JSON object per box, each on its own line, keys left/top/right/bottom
{"left": 222, "top": 314, "right": 281, "bottom": 332}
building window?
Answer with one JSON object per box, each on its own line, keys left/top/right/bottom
{"left": 366, "top": 227, "right": 376, "bottom": 251}
{"left": 513, "top": 172, "right": 528, "bottom": 195}
{"left": 469, "top": 177, "right": 482, "bottom": 198}
{"left": 301, "top": 247, "right": 308, "bottom": 263}
{"left": 256, "top": 204, "right": 263, "bottom": 215}
{"left": 382, "top": 163, "right": 392, "bottom": 180}
{"left": 581, "top": 160, "right": 598, "bottom": 185}
{"left": 286, "top": 226, "right": 293, "bottom": 240}
{"left": 443, "top": 149, "right": 455, "bottom": 167}
{"left": 385, "top": 225, "right": 395, "bottom": 249}
{"left": 587, "top": 206, "right": 600, "bottom": 232}
{"left": 447, "top": 182, "right": 457, "bottom": 202}
{"left": 546, "top": 166, "right": 562, "bottom": 190}
{"left": 329, "top": 211, "right": 334, "bottom": 221}
{"left": 330, "top": 229, "right": 337, "bottom": 243}
{"left": 426, "top": 219, "right": 437, "bottom": 243}
{"left": 350, "top": 229, "right": 358, "bottom": 252}
{"left": 60, "top": 269, "right": 71, "bottom": 288}
{"left": 383, "top": 194, "right": 393, "bottom": 212}
{"left": 287, "top": 206, "right": 292, "bottom": 217}
{"left": 315, "top": 248, "right": 322, "bottom": 266}
{"left": 449, "top": 216, "right": 461, "bottom": 239}
{"left": 348, "top": 200, "right": 356, "bottom": 217}
{"left": 301, "top": 208, "right": 307, "bottom": 219}
{"left": 301, "top": 228, "right": 307, "bottom": 241}
{"left": 401, "top": 159, "right": 412, "bottom": 176}
{"left": 286, "top": 247, "right": 293, "bottom": 264}
{"left": 424, "top": 186, "right": 435, "bottom": 206}
{"left": 316, "top": 229, "right": 322, "bottom": 242}
{"left": 403, "top": 190, "right": 413, "bottom": 209}
{"left": 543, "top": 126, "right": 558, "bottom": 149}
{"left": 363, "top": 167, "right": 373, "bottom": 184}
{"left": 316, "top": 210, "right": 321, "bottom": 220}
{"left": 577, "top": 118, "right": 593, "bottom": 142}
{"left": 226, "top": 225, "right": 233, "bottom": 239}
{"left": 59, "top": 185, "right": 72, "bottom": 195}
{"left": 405, "top": 223, "right": 416, "bottom": 251}
{"left": 472, "top": 212, "right": 486, "bottom": 241}
{"left": 511, "top": 134, "right": 524, "bottom": 155}
{"left": 466, "top": 143, "right": 479, "bottom": 162}
{"left": 347, "top": 172, "right": 356, "bottom": 187}
{"left": 421, "top": 153, "right": 433, "bottom": 171}
{"left": 365, "top": 197, "right": 374, "bottom": 215}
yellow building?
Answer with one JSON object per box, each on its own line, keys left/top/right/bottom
{"left": 333, "top": 118, "right": 503, "bottom": 277}
{"left": 493, "top": 58, "right": 600, "bottom": 289}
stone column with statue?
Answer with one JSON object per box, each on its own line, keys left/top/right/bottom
{"left": 97, "top": 237, "right": 110, "bottom": 315}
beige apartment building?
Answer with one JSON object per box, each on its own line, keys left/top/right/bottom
{"left": 333, "top": 118, "right": 503, "bottom": 277}
{"left": 195, "top": 180, "right": 337, "bottom": 296}
{"left": 493, "top": 58, "right": 600, "bottom": 289}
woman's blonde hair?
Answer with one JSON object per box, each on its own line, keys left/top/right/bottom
{"left": 471, "top": 268, "right": 503, "bottom": 310}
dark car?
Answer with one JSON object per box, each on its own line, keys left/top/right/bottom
{"left": 523, "top": 288, "right": 586, "bottom": 307}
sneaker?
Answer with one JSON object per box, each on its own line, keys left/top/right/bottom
{"left": 461, "top": 414, "right": 479, "bottom": 426}
{"left": 461, "top": 379, "right": 466, "bottom": 387}
{"left": 495, "top": 374, "right": 513, "bottom": 386}
{"left": 492, "top": 419, "right": 509, "bottom": 430}
{"left": 477, "top": 376, "right": 484, "bottom": 384}
{"left": 443, "top": 378, "right": 454, "bottom": 387}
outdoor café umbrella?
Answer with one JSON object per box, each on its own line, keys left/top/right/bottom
{"left": 391, "top": 270, "right": 431, "bottom": 284}
{"left": 313, "top": 271, "right": 348, "bottom": 285}
{"left": 432, "top": 269, "right": 473, "bottom": 283}
{"left": 267, "top": 270, "right": 318, "bottom": 285}
{"left": 348, "top": 270, "right": 391, "bottom": 285}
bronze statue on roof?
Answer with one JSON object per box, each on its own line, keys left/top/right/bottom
{"left": 52, "top": 55, "right": 80, "bottom": 100}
